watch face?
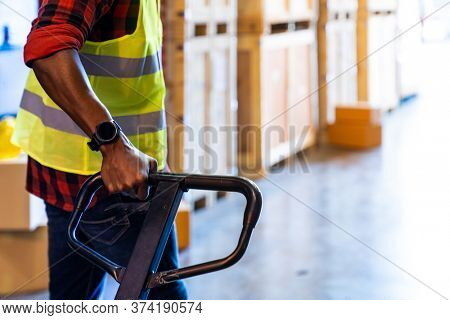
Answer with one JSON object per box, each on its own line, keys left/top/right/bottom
{"left": 97, "top": 121, "right": 118, "bottom": 142}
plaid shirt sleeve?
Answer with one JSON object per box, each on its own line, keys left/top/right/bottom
{"left": 24, "top": 0, "right": 115, "bottom": 66}
{"left": 24, "top": 0, "right": 142, "bottom": 211}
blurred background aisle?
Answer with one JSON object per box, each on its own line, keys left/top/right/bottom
{"left": 179, "top": 40, "right": 450, "bottom": 299}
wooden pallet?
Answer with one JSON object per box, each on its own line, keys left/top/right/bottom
{"left": 237, "top": 30, "right": 317, "bottom": 179}
{"left": 365, "top": 0, "right": 397, "bottom": 13}
{"left": 317, "top": 0, "right": 357, "bottom": 133}
{"left": 165, "top": 0, "right": 237, "bottom": 21}
{"left": 317, "top": 0, "right": 328, "bottom": 135}
{"left": 164, "top": 0, "right": 237, "bottom": 39}
{"left": 357, "top": 2, "right": 399, "bottom": 111}
{"left": 325, "top": 13, "right": 358, "bottom": 123}
{"left": 165, "top": 17, "right": 237, "bottom": 40}
{"left": 165, "top": 35, "right": 238, "bottom": 178}
{"left": 162, "top": 1, "right": 238, "bottom": 207}
{"left": 317, "top": 0, "right": 398, "bottom": 133}
{"left": 327, "top": 0, "right": 358, "bottom": 16}
{"left": 238, "top": 0, "right": 315, "bottom": 34}
{"left": 326, "top": 7, "right": 357, "bottom": 21}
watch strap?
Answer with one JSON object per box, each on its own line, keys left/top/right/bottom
{"left": 87, "top": 120, "right": 122, "bottom": 152}
{"left": 87, "top": 135, "right": 102, "bottom": 152}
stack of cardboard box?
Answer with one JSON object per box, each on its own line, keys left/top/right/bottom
{"left": 328, "top": 103, "right": 382, "bottom": 148}
{"left": 0, "top": 157, "right": 48, "bottom": 296}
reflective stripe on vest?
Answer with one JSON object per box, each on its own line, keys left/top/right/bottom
{"left": 80, "top": 50, "right": 162, "bottom": 78}
{"left": 12, "top": 0, "right": 167, "bottom": 174}
{"left": 20, "top": 90, "right": 166, "bottom": 136}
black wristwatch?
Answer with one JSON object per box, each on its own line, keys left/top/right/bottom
{"left": 88, "top": 120, "right": 122, "bottom": 152}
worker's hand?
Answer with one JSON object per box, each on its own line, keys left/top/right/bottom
{"left": 100, "top": 135, "right": 157, "bottom": 200}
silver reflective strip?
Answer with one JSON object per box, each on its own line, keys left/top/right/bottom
{"left": 80, "top": 50, "right": 162, "bottom": 78}
{"left": 20, "top": 90, "right": 166, "bottom": 137}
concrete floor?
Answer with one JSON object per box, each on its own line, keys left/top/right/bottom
{"left": 8, "top": 41, "right": 449, "bottom": 300}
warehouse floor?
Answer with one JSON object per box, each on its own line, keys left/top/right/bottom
{"left": 8, "top": 41, "right": 449, "bottom": 300}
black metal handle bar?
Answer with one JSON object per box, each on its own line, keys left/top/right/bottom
{"left": 67, "top": 172, "right": 262, "bottom": 296}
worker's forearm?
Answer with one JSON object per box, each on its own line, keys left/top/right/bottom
{"left": 31, "top": 49, "right": 157, "bottom": 197}
{"left": 32, "top": 49, "right": 111, "bottom": 136}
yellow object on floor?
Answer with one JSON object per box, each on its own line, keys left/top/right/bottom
{"left": 0, "top": 117, "right": 21, "bottom": 160}
{"left": 175, "top": 202, "right": 191, "bottom": 251}
{"left": 328, "top": 103, "right": 382, "bottom": 149}
{"left": 0, "top": 227, "right": 49, "bottom": 295}
{"left": 335, "top": 103, "right": 382, "bottom": 125}
{"left": 328, "top": 123, "right": 382, "bottom": 149}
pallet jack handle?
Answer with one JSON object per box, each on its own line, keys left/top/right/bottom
{"left": 67, "top": 172, "right": 262, "bottom": 298}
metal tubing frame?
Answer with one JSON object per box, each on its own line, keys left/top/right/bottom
{"left": 67, "top": 172, "right": 262, "bottom": 300}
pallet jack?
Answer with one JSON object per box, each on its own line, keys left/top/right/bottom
{"left": 67, "top": 172, "right": 262, "bottom": 300}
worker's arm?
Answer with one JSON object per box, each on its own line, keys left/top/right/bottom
{"left": 32, "top": 49, "right": 155, "bottom": 199}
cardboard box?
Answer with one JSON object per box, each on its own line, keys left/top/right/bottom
{"left": 328, "top": 123, "right": 382, "bottom": 149}
{"left": 0, "top": 157, "right": 47, "bottom": 231}
{"left": 335, "top": 103, "right": 382, "bottom": 125}
{"left": 175, "top": 202, "right": 191, "bottom": 251}
{"left": 0, "top": 227, "right": 49, "bottom": 295}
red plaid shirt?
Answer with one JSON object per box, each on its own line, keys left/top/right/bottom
{"left": 25, "top": 0, "right": 140, "bottom": 65}
{"left": 25, "top": 0, "right": 141, "bottom": 212}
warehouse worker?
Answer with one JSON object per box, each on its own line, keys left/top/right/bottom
{"left": 11, "top": 0, "right": 187, "bottom": 300}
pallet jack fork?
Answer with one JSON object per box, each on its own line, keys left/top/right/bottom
{"left": 67, "top": 173, "right": 262, "bottom": 300}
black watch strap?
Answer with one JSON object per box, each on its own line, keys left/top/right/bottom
{"left": 87, "top": 135, "right": 102, "bottom": 152}
{"left": 88, "top": 120, "right": 122, "bottom": 152}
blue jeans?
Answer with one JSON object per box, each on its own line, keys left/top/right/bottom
{"left": 45, "top": 195, "right": 188, "bottom": 300}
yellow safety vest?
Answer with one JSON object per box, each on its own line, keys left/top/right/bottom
{"left": 12, "top": 0, "right": 166, "bottom": 175}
